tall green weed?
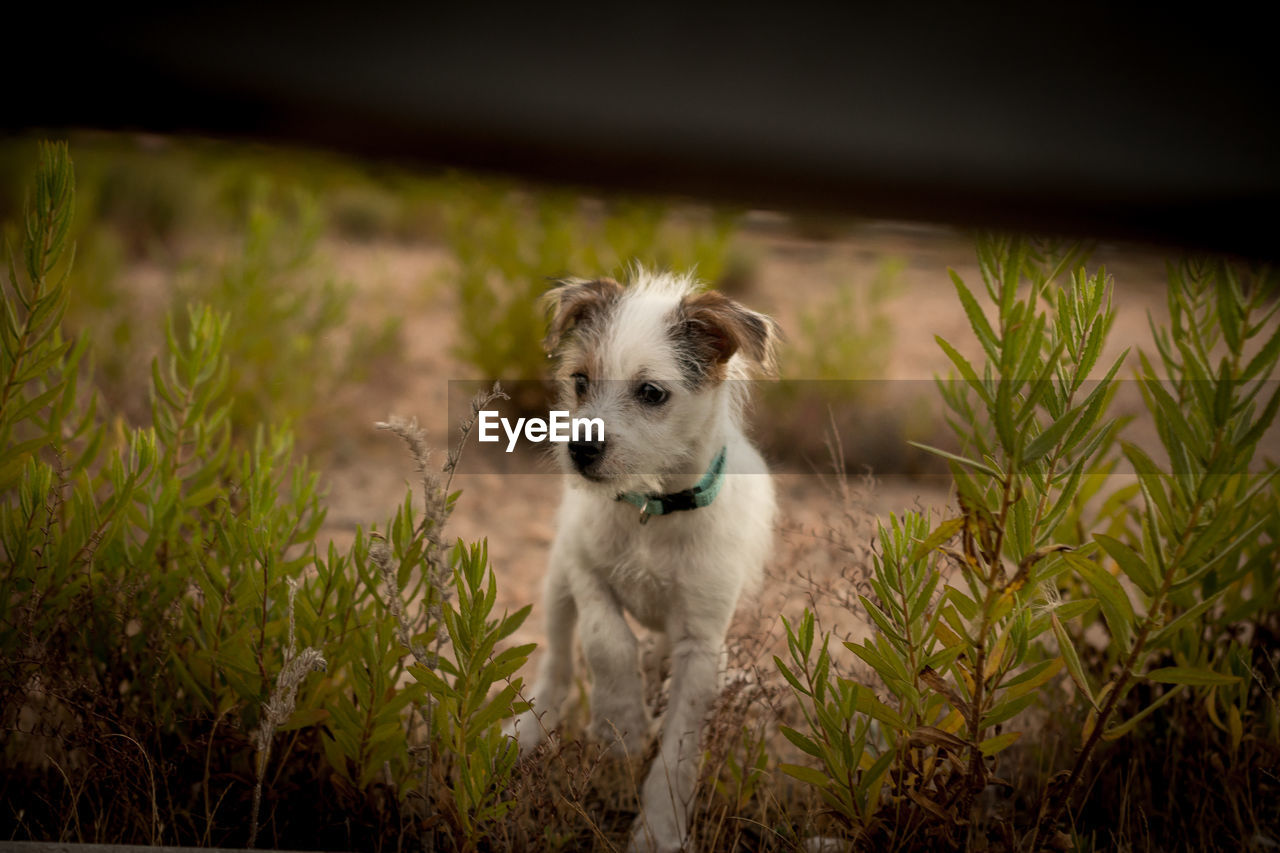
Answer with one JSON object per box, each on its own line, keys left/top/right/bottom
{"left": 775, "top": 237, "right": 1280, "bottom": 849}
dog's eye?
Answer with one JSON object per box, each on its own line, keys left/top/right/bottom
{"left": 636, "top": 382, "right": 668, "bottom": 406}
{"left": 571, "top": 373, "right": 589, "bottom": 397}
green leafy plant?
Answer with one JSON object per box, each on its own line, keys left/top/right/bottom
{"left": 827, "top": 239, "right": 1117, "bottom": 834}
{"left": 774, "top": 607, "right": 896, "bottom": 836}
{"left": 371, "top": 394, "right": 535, "bottom": 852}
{"left": 0, "top": 140, "right": 92, "bottom": 492}
{"left": 0, "top": 136, "right": 406, "bottom": 442}
{"left": 910, "top": 238, "right": 1127, "bottom": 832}
{"left": 407, "top": 539, "right": 532, "bottom": 849}
{"left": 1028, "top": 259, "right": 1280, "bottom": 844}
{"left": 771, "top": 237, "right": 1125, "bottom": 845}
{"left": 774, "top": 236, "right": 1279, "bottom": 849}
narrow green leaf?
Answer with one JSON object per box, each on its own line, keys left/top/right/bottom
{"left": 998, "top": 238, "right": 1023, "bottom": 328}
{"left": 845, "top": 641, "right": 897, "bottom": 686}
{"left": 1238, "top": 382, "right": 1280, "bottom": 451}
{"left": 1095, "top": 534, "right": 1158, "bottom": 598}
{"left": 1102, "top": 683, "right": 1187, "bottom": 740}
{"left": 923, "top": 643, "right": 965, "bottom": 672}
{"left": 979, "top": 730, "right": 1022, "bottom": 757}
{"left": 1216, "top": 275, "right": 1242, "bottom": 354}
{"left": 1064, "top": 552, "right": 1135, "bottom": 652}
{"left": 774, "top": 656, "right": 810, "bottom": 697}
{"left": 470, "top": 683, "right": 521, "bottom": 733}
{"left": 1051, "top": 612, "right": 1094, "bottom": 709}
{"left": 908, "top": 441, "right": 1002, "bottom": 479}
{"left": 1001, "top": 657, "right": 1064, "bottom": 698}
{"left": 497, "top": 604, "right": 533, "bottom": 640}
{"left": 945, "top": 586, "right": 979, "bottom": 621}
{"left": 861, "top": 594, "right": 907, "bottom": 645}
{"left": 1021, "top": 404, "right": 1077, "bottom": 466}
{"left": 994, "top": 376, "right": 1016, "bottom": 456}
{"left": 862, "top": 749, "right": 895, "bottom": 808}
{"left": 1123, "top": 442, "right": 1175, "bottom": 529}
{"left": 982, "top": 692, "right": 1036, "bottom": 728}
{"left": 1149, "top": 587, "right": 1229, "bottom": 648}
{"left": 950, "top": 269, "right": 1000, "bottom": 363}
{"left": 1212, "top": 358, "right": 1234, "bottom": 427}
{"left": 935, "top": 335, "right": 989, "bottom": 403}
{"left": 1139, "top": 368, "right": 1204, "bottom": 461}
{"left": 780, "top": 725, "right": 825, "bottom": 759}
{"left": 779, "top": 763, "right": 831, "bottom": 789}
{"left": 1241, "top": 321, "right": 1280, "bottom": 381}
{"left": 1172, "top": 516, "right": 1267, "bottom": 594}
{"left": 909, "top": 516, "right": 964, "bottom": 563}
{"left": 855, "top": 690, "right": 906, "bottom": 730}
{"left": 1146, "top": 666, "right": 1241, "bottom": 686}
{"left": 1076, "top": 313, "right": 1106, "bottom": 385}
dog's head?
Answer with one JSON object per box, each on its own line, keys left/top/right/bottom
{"left": 543, "top": 268, "right": 778, "bottom": 493}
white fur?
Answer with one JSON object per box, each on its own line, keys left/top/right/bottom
{"left": 504, "top": 270, "right": 777, "bottom": 853}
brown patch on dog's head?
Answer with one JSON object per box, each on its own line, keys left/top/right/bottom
{"left": 673, "top": 291, "right": 779, "bottom": 384}
{"left": 542, "top": 277, "right": 624, "bottom": 353}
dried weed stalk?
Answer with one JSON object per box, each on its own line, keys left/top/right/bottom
{"left": 248, "top": 578, "right": 327, "bottom": 849}
{"left": 374, "top": 382, "right": 509, "bottom": 850}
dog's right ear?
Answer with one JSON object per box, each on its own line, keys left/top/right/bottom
{"left": 542, "top": 277, "right": 624, "bottom": 353}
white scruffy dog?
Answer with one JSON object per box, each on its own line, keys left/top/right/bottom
{"left": 505, "top": 269, "right": 778, "bottom": 852}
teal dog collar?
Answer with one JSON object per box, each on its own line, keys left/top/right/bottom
{"left": 616, "top": 446, "right": 727, "bottom": 524}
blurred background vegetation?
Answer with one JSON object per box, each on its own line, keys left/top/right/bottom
{"left": 0, "top": 132, "right": 924, "bottom": 467}
{"left": 0, "top": 134, "right": 411, "bottom": 446}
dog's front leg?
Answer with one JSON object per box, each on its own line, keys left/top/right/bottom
{"left": 629, "top": 628, "right": 722, "bottom": 853}
{"left": 576, "top": 576, "right": 650, "bottom": 759}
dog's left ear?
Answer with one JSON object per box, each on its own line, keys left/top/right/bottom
{"left": 677, "top": 291, "right": 780, "bottom": 378}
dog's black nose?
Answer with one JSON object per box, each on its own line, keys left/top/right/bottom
{"left": 568, "top": 439, "right": 605, "bottom": 470}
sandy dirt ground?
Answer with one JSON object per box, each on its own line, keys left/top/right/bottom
{"left": 314, "top": 221, "right": 1173, "bottom": 670}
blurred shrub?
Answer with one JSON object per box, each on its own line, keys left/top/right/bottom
{"left": 788, "top": 258, "right": 901, "bottom": 382}
{"left": 0, "top": 137, "right": 406, "bottom": 445}
{"left": 181, "top": 177, "right": 359, "bottom": 434}
{"left": 756, "top": 259, "right": 939, "bottom": 475}
{"left": 1, "top": 135, "right": 211, "bottom": 258}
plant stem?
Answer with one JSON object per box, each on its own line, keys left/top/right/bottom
{"left": 958, "top": 470, "right": 1015, "bottom": 826}
{"left": 248, "top": 739, "right": 270, "bottom": 848}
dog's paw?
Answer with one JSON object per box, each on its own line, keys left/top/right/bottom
{"left": 588, "top": 706, "right": 650, "bottom": 760}
{"left": 626, "top": 812, "right": 691, "bottom": 853}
